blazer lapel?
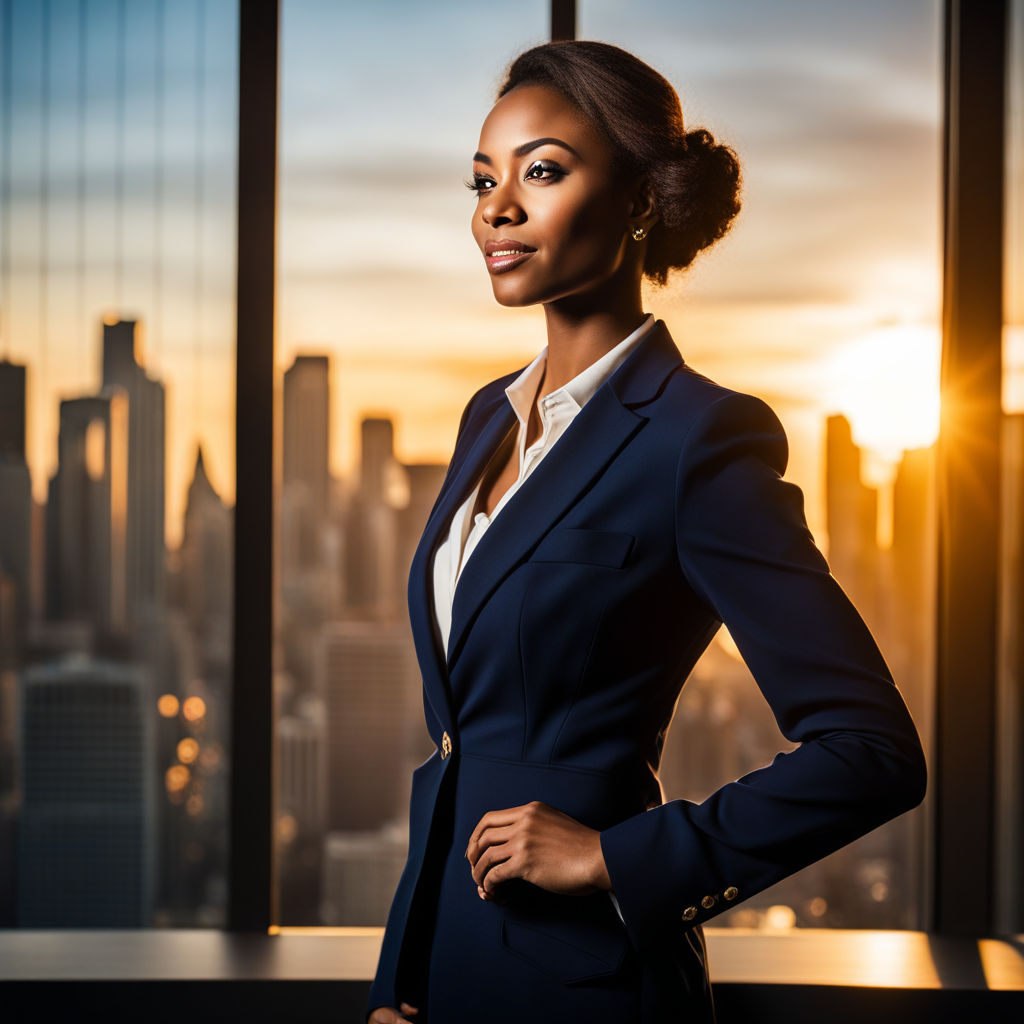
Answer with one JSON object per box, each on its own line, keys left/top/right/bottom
{"left": 407, "top": 387, "right": 518, "bottom": 732}
{"left": 407, "top": 319, "right": 686, "bottom": 730}
{"left": 444, "top": 319, "right": 684, "bottom": 671}
{"left": 445, "top": 383, "right": 645, "bottom": 669}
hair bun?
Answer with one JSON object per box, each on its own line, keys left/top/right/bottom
{"left": 496, "top": 41, "right": 743, "bottom": 285}
{"left": 647, "top": 128, "right": 741, "bottom": 279}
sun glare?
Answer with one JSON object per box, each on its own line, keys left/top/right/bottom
{"left": 827, "top": 324, "right": 941, "bottom": 469}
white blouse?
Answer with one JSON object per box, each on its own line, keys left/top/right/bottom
{"left": 430, "top": 313, "right": 658, "bottom": 925}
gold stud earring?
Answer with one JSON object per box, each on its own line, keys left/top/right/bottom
{"left": 631, "top": 225, "right": 647, "bottom": 242}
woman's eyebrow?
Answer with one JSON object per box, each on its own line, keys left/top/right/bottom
{"left": 473, "top": 137, "right": 581, "bottom": 165}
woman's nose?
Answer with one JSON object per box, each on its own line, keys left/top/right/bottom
{"left": 481, "top": 183, "right": 525, "bottom": 228}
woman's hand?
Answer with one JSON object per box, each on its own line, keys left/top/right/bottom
{"left": 465, "top": 800, "right": 612, "bottom": 900}
{"left": 368, "top": 1002, "right": 419, "bottom": 1023}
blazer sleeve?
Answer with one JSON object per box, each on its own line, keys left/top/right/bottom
{"left": 598, "top": 390, "right": 927, "bottom": 953}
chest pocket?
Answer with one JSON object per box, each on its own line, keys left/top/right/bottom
{"left": 530, "top": 527, "right": 635, "bottom": 568}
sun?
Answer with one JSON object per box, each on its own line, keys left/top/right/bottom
{"left": 827, "top": 323, "right": 941, "bottom": 472}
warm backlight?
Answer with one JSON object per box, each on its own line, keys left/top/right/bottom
{"left": 827, "top": 324, "right": 941, "bottom": 469}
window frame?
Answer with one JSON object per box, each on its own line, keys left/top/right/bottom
{"left": 228, "top": 0, "right": 1017, "bottom": 940}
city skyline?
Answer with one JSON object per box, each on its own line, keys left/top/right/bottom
{"left": 0, "top": 309, "right": 956, "bottom": 930}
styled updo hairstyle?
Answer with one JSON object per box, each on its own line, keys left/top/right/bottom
{"left": 496, "top": 40, "right": 741, "bottom": 286}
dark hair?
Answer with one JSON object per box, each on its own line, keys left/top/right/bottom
{"left": 496, "top": 40, "right": 741, "bottom": 286}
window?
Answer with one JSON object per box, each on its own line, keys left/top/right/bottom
{"left": 273, "top": 0, "right": 550, "bottom": 926}
{"left": 0, "top": 0, "right": 238, "bottom": 928}
{"left": 579, "top": 0, "right": 942, "bottom": 929}
{"left": 1, "top": 0, "right": 1017, "bottom": 949}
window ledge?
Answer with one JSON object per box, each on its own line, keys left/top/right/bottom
{"left": 2, "top": 927, "right": 1023, "bottom": 1022}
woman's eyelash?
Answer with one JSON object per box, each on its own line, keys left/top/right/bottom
{"left": 464, "top": 174, "right": 493, "bottom": 195}
{"left": 525, "top": 160, "right": 565, "bottom": 181}
{"left": 463, "top": 161, "right": 566, "bottom": 195}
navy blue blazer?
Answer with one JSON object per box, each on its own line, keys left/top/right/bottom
{"left": 366, "top": 318, "right": 927, "bottom": 1022}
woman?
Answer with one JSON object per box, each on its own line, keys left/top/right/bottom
{"left": 367, "top": 40, "right": 926, "bottom": 1024}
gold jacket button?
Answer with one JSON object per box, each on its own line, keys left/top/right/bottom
{"left": 701, "top": 894, "right": 716, "bottom": 910}
{"left": 723, "top": 886, "right": 739, "bottom": 901}
{"left": 440, "top": 731, "right": 452, "bottom": 759}
{"left": 682, "top": 906, "right": 698, "bottom": 921}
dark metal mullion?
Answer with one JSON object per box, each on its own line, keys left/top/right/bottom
{"left": 932, "top": 0, "right": 1007, "bottom": 936}
{"left": 551, "top": 0, "right": 575, "bottom": 42}
{"left": 229, "top": 0, "right": 279, "bottom": 932}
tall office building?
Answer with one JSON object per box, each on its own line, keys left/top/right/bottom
{"left": 45, "top": 391, "right": 129, "bottom": 636}
{"left": 0, "top": 360, "right": 33, "bottom": 648}
{"left": 279, "top": 703, "right": 328, "bottom": 840}
{"left": 318, "top": 619, "right": 416, "bottom": 832}
{"left": 0, "top": 362, "right": 28, "bottom": 924}
{"left": 17, "top": 658, "right": 155, "bottom": 925}
{"left": 0, "top": 574, "right": 17, "bottom": 924}
{"left": 398, "top": 462, "right": 447, "bottom": 618}
{"left": 825, "top": 413, "right": 881, "bottom": 624}
{"left": 277, "top": 702, "right": 329, "bottom": 921}
{"left": 101, "top": 319, "right": 167, "bottom": 622}
{"left": 321, "top": 825, "right": 408, "bottom": 926}
{"left": 0, "top": 359, "right": 26, "bottom": 459}
{"left": 818, "top": 412, "right": 927, "bottom": 929}
{"left": 282, "top": 355, "right": 330, "bottom": 573}
{"left": 345, "top": 418, "right": 403, "bottom": 617}
{"left": 890, "top": 442, "right": 937, "bottom": 728}
{"left": 180, "top": 446, "right": 232, "bottom": 643}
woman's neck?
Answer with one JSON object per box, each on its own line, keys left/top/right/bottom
{"left": 540, "top": 304, "right": 648, "bottom": 396}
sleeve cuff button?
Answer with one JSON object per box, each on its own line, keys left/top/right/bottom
{"left": 701, "top": 895, "right": 716, "bottom": 910}
{"left": 723, "top": 886, "right": 739, "bottom": 901}
{"left": 682, "top": 906, "right": 698, "bottom": 921}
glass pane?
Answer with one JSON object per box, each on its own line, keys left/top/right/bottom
{"left": 579, "top": 0, "right": 941, "bottom": 930}
{"left": 275, "top": 0, "right": 549, "bottom": 925}
{"left": 0, "top": 0, "right": 238, "bottom": 927}
{"left": 997, "top": 0, "right": 1024, "bottom": 935}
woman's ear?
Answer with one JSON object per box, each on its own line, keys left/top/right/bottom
{"left": 630, "top": 176, "right": 659, "bottom": 230}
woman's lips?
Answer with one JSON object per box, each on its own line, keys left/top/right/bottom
{"left": 484, "top": 239, "right": 537, "bottom": 274}
{"left": 486, "top": 249, "right": 536, "bottom": 274}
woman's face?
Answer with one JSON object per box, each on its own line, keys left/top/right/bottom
{"left": 469, "top": 83, "right": 640, "bottom": 308}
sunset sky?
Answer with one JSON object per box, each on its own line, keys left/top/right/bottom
{"left": 2, "top": 0, "right": 1020, "bottom": 548}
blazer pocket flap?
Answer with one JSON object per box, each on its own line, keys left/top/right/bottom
{"left": 530, "top": 528, "right": 635, "bottom": 568}
{"left": 500, "top": 917, "right": 629, "bottom": 985}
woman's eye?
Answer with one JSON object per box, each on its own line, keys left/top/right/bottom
{"left": 524, "top": 160, "right": 564, "bottom": 182}
{"left": 463, "top": 161, "right": 564, "bottom": 197}
{"left": 464, "top": 173, "right": 495, "bottom": 196}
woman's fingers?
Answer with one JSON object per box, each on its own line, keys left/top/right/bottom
{"left": 467, "top": 822, "right": 517, "bottom": 865}
{"left": 368, "top": 1003, "right": 419, "bottom": 1023}
{"left": 465, "top": 800, "right": 606, "bottom": 895}
{"left": 466, "top": 804, "right": 530, "bottom": 856}
{"left": 469, "top": 832, "right": 515, "bottom": 887}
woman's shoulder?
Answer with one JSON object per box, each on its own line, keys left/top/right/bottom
{"left": 654, "top": 363, "right": 790, "bottom": 476}
{"left": 660, "top": 362, "right": 785, "bottom": 434}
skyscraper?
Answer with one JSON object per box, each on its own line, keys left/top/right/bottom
{"left": 0, "top": 360, "right": 26, "bottom": 459}
{"left": 282, "top": 355, "right": 330, "bottom": 573}
{"left": 0, "top": 360, "right": 32, "bottom": 647}
{"left": 45, "top": 391, "right": 129, "bottom": 636}
{"left": 18, "top": 658, "right": 156, "bottom": 926}
{"left": 180, "top": 445, "right": 232, "bottom": 644}
{"left": 101, "top": 319, "right": 167, "bottom": 623}
{"left": 825, "top": 413, "right": 881, "bottom": 623}
{"left": 345, "top": 417, "right": 404, "bottom": 617}
{"left": 318, "top": 619, "right": 416, "bottom": 832}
